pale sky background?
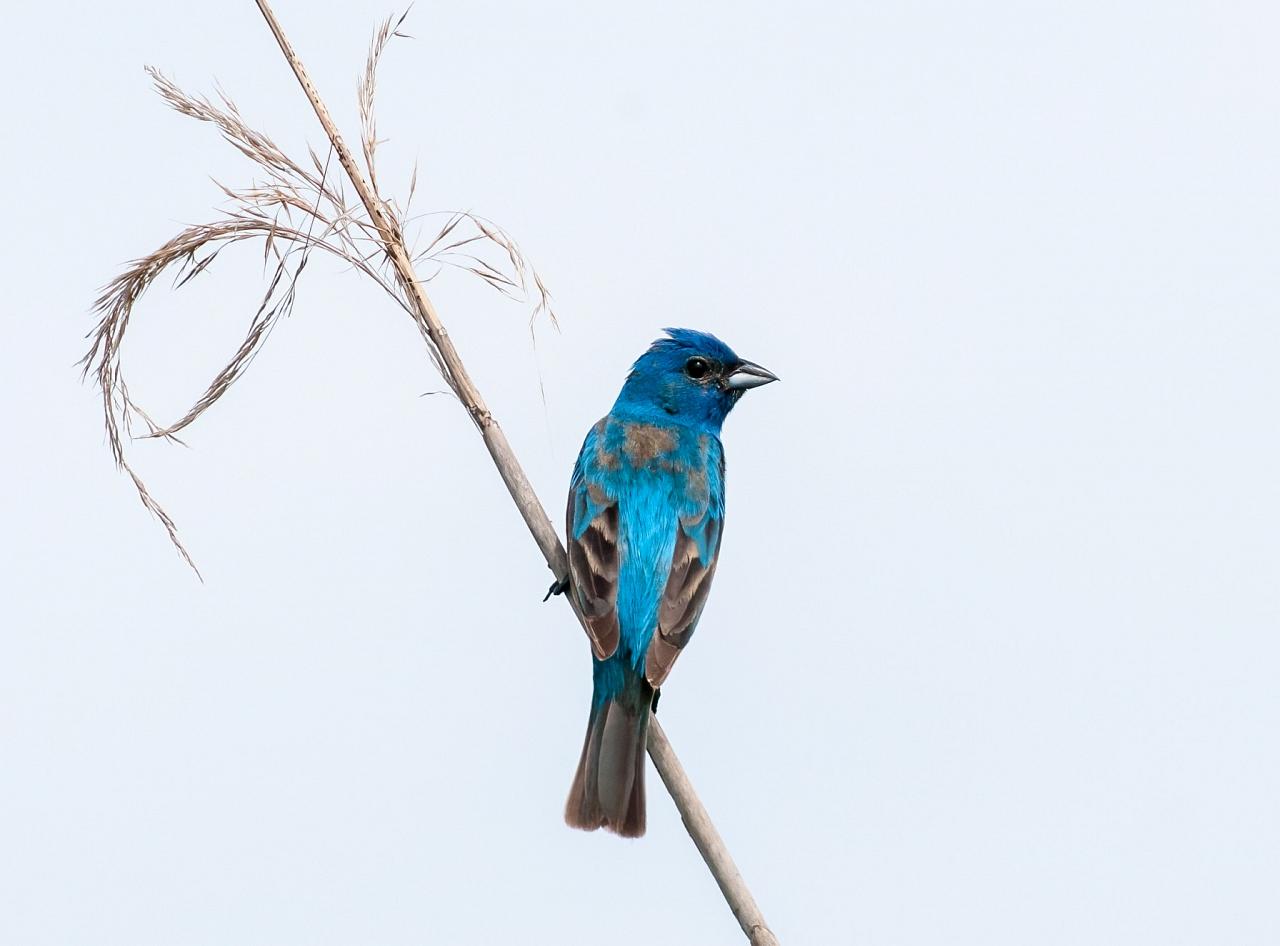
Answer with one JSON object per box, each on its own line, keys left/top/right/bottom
{"left": 2, "top": 2, "right": 1278, "bottom": 944}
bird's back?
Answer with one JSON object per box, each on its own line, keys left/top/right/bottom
{"left": 576, "top": 413, "right": 723, "bottom": 666}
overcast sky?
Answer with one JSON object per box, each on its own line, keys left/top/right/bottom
{"left": 2, "top": 2, "right": 1278, "bottom": 944}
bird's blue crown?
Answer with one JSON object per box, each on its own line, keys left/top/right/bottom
{"left": 612, "top": 328, "right": 750, "bottom": 432}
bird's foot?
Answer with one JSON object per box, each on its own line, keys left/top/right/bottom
{"left": 542, "top": 576, "right": 570, "bottom": 602}
{"left": 651, "top": 688, "right": 662, "bottom": 714}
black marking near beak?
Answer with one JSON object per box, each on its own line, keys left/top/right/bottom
{"left": 724, "top": 359, "right": 779, "bottom": 390}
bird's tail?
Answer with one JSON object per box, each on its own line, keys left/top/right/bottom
{"left": 564, "top": 669, "right": 652, "bottom": 838}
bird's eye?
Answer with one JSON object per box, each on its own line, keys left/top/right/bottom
{"left": 685, "top": 357, "right": 710, "bottom": 380}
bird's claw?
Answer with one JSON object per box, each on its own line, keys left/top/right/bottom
{"left": 543, "top": 576, "right": 570, "bottom": 602}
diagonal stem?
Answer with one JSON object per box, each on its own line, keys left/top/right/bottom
{"left": 251, "top": 3, "right": 778, "bottom": 943}
{"left": 649, "top": 717, "right": 780, "bottom": 946}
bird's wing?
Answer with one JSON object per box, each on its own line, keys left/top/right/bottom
{"left": 645, "top": 496, "right": 724, "bottom": 689}
{"left": 567, "top": 459, "right": 621, "bottom": 661}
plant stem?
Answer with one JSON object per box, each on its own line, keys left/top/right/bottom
{"left": 252, "top": 3, "right": 778, "bottom": 942}
{"left": 650, "top": 717, "right": 780, "bottom": 946}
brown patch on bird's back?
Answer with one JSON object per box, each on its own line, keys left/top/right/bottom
{"left": 684, "top": 465, "right": 708, "bottom": 503}
{"left": 622, "top": 423, "right": 677, "bottom": 466}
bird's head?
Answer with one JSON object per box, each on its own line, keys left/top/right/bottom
{"left": 613, "top": 328, "right": 778, "bottom": 431}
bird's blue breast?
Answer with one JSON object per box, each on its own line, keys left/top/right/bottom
{"left": 576, "top": 414, "right": 723, "bottom": 678}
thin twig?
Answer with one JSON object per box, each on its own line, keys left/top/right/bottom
{"left": 250, "top": 3, "right": 778, "bottom": 941}
{"left": 649, "top": 718, "right": 780, "bottom": 946}
{"left": 252, "top": 3, "right": 778, "bottom": 941}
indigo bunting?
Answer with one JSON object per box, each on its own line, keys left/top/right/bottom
{"left": 561, "top": 329, "right": 776, "bottom": 837}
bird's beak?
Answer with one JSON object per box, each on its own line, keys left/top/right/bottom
{"left": 725, "top": 359, "right": 779, "bottom": 390}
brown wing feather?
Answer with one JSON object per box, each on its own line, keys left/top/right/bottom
{"left": 567, "top": 484, "right": 620, "bottom": 660}
{"left": 645, "top": 514, "right": 723, "bottom": 688}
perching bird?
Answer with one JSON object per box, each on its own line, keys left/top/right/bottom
{"left": 560, "top": 328, "right": 777, "bottom": 837}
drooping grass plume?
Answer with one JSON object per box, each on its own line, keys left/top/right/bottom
{"left": 82, "top": 32, "right": 553, "bottom": 571}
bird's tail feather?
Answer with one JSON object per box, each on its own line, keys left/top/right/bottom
{"left": 565, "top": 683, "right": 650, "bottom": 838}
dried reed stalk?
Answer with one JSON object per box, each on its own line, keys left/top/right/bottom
{"left": 84, "top": 3, "right": 778, "bottom": 942}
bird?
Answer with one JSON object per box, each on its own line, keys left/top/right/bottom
{"left": 558, "top": 328, "right": 777, "bottom": 837}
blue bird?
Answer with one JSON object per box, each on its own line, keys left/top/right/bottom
{"left": 561, "top": 328, "right": 777, "bottom": 837}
